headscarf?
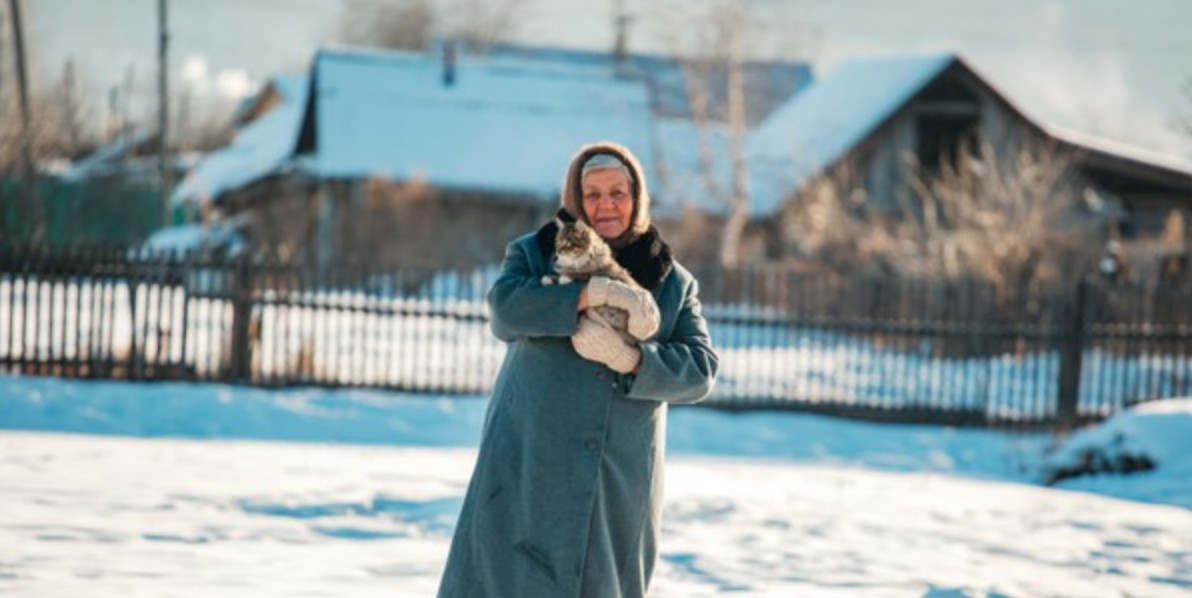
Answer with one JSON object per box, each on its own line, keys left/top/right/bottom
{"left": 560, "top": 141, "right": 652, "bottom": 247}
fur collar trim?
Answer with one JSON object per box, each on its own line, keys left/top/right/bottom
{"left": 535, "top": 209, "right": 674, "bottom": 290}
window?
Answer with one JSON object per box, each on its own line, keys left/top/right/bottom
{"left": 914, "top": 77, "right": 981, "bottom": 174}
{"left": 916, "top": 113, "right": 979, "bottom": 174}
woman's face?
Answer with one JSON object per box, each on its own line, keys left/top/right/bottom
{"left": 581, "top": 168, "right": 634, "bottom": 240}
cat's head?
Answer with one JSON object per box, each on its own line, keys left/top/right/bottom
{"left": 555, "top": 217, "right": 608, "bottom": 263}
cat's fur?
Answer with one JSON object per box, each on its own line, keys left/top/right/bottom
{"left": 542, "top": 217, "right": 641, "bottom": 344}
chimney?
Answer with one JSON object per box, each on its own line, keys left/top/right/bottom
{"left": 443, "top": 40, "right": 457, "bottom": 87}
{"left": 613, "top": 14, "right": 630, "bottom": 67}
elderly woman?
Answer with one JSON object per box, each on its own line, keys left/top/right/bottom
{"left": 438, "top": 141, "right": 719, "bottom": 597}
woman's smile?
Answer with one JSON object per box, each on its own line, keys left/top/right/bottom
{"left": 581, "top": 168, "right": 634, "bottom": 240}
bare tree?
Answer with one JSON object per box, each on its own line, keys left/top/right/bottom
{"left": 0, "top": 56, "right": 112, "bottom": 168}
{"left": 171, "top": 85, "right": 233, "bottom": 152}
{"left": 1176, "top": 77, "right": 1192, "bottom": 140}
{"left": 338, "top": 0, "right": 529, "bottom": 53}
{"left": 652, "top": 0, "right": 814, "bottom": 269}
{"left": 41, "top": 59, "right": 106, "bottom": 158}
{"left": 782, "top": 139, "right": 1107, "bottom": 293}
{"left": 655, "top": 1, "right": 749, "bottom": 269}
{"left": 340, "top": 0, "right": 435, "bottom": 51}
{"left": 442, "top": 0, "right": 530, "bottom": 52}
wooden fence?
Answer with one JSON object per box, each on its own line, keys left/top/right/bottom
{"left": 2, "top": 245, "right": 1191, "bottom": 428}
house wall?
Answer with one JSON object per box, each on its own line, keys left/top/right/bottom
{"left": 854, "top": 69, "right": 1033, "bottom": 215}
{"left": 1122, "top": 195, "right": 1189, "bottom": 236}
{"left": 347, "top": 179, "right": 554, "bottom": 270}
{"left": 1078, "top": 163, "right": 1192, "bottom": 238}
{"left": 654, "top": 209, "right": 718, "bottom": 265}
{"left": 218, "top": 175, "right": 554, "bottom": 272}
{"left": 654, "top": 207, "right": 774, "bottom": 267}
{"left": 848, "top": 68, "right": 1192, "bottom": 243}
{"left": 756, "top": 67, "right": 1118, "bottom": 281}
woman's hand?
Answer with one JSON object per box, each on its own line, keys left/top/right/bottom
{"left": 585, "top": 276, "right": 660, "bottom": 340}
{"left": 571, "top": 313, "right": 641, "bottom": 374}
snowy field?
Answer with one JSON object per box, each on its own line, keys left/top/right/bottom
{"left": 3, "top": 375, "right": 1192, "bottom": 597}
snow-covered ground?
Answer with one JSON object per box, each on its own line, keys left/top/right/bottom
{"left": 2, "top": 375, "right": 1192, "bottom": 597}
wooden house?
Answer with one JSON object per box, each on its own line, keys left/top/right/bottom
{"left": 714, "top": 54, "right": 1192, "bottom": 276}
{"left": 168, "top": 43, "right": 812, "bottom": 271}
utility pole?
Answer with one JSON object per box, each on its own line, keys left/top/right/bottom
{"left": 158, "top": 0, "right": 171, "bottom": 226}
{"left": 7, "top": 0, "right": 40, "bottom": 241}
{"left": 0, "top": 4, "right": 7, "bottom": 109}
{"left": 62, "top": 59, "right": 82, "bottom": 151}
{"left": 122, "top": 66, "right": 135, "bottom": 137}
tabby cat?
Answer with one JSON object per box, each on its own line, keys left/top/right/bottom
{"left": 542, "top": 217, "right": 640, "bottom": 343}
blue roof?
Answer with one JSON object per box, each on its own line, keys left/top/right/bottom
{"left": 270, "top": 74, "right": 308, "bottom": 105}
{"left": 171, "top": 73, "right": 308, "bottom": 205}
{"left": 297, "top": 47, "right": 654, "bottom": 199}
{"left": 484, "top": 42, "right": 812, "bottom": 125}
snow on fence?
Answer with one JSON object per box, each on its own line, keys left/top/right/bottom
{"left": 2, "top": 246, "right": 1191, "bottom": 427}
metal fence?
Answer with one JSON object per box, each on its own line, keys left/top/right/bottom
{"left": 2, "top": 245, "right": 1191, "bottom": 428}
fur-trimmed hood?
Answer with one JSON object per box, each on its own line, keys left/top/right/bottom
{"left": 536, "top": 208, "right": 674, "bottom": 290}
{"left": 560, "top": 141, "right": 653, "bottom": 243}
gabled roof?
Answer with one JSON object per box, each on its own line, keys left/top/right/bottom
{"left": 61, "top": 130, "right": 157, "bottom": 182}
{"left": 294, "top": 46, "right": 654, "bottom": 200}
{"left": 171, "top": 73, "right": 308, "bottom": 205}
{"left": 1048, "top": 127, "right": 1192, "bottom": 194}
{"left": 232, "top": 74, "right": 309, "bottom": 127}
{"left": 484, "top": 42, "right": 812, "bottom": 126}
{"left": 746, "top": 54, "right": 955, "bottom": 217}
{"left": 743, "top": 53, "right": 1192, "bottom": 218}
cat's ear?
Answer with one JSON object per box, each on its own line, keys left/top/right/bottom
{"left": 555, "top": 207, "right": 575, "bottom": 228}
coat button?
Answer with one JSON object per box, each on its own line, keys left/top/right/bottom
{"left": 595, "top": 371, "right": 605, "bottom": 379}
{"left": 584, "top": 439, "right": 599, "bottom": 451}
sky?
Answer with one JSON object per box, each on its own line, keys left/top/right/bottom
{"left": 21, "top": 0, "right": 1192, "bottom": 159}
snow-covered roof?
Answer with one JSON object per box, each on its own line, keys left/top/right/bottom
{"left": 1047, "top": 126, "right": 1192, "bottom": 183}
{"left": 484, "top": 42, "right": 812, "bottom": 125}
{"left": 171, "top": 73, "right": 308, "bottom": 206}
{"left": 745, "top": 54, "right": 955, "bottom": 217}
{"left": 741, "top": 53, "right": 1192, "bottom": 219}
{"left": 61, "top": 130, "right": 157, "bottom": 182}
{"left": 297, "top": 47, "right": 655, "bottom": 200}
{"left": 651, "top": 117, "right": 734, "bottom": 216}
{"left": 269, "top": 75, "right": 308, "bottom": 109}
{"left": 140, "top": 217, "right": 248, "bottom": 254}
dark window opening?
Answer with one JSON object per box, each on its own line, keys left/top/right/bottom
{"left": 916, "top": 113, "right": 979, "bottom": 175}
{"left": 914, "top": 74, "right": 981, "bottom": 176}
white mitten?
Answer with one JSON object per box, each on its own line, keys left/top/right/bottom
{"left": 571, "top": 313, "right": 641, "bottom": 374}
{"left": 585, "top": 276, "right": 660, "bottom": 340}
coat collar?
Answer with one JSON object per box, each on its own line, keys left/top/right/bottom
{"left": 534, "top": 209, "right": 674, "bottom": 290}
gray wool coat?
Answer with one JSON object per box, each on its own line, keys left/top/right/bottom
{"left": 437, "top": 230, "right": 719, "bottom": 598}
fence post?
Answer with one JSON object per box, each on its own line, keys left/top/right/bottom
{"left": 1056, "top": 278, "right": 1089, "bottom": 428}
{"left": 127, "top": 255, "right": 142, "bottom": 380}
{"left": 229, "top": 255, "right": 254, "bottom": 383}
